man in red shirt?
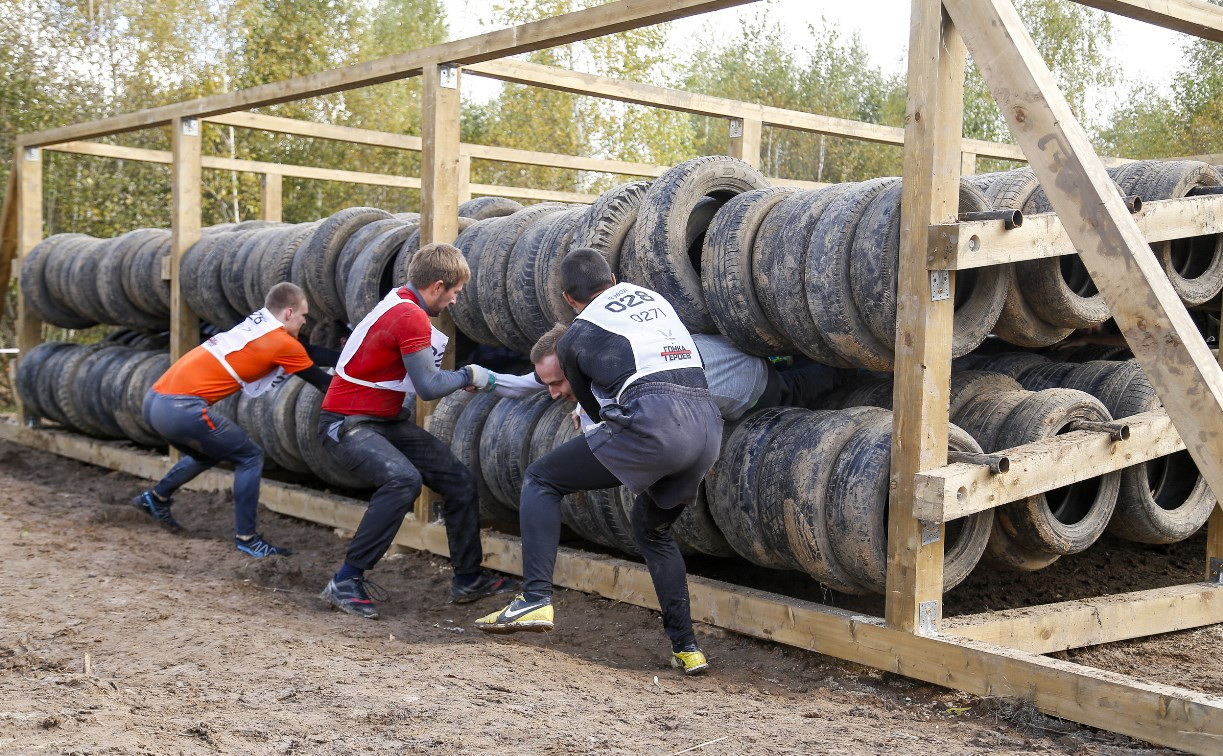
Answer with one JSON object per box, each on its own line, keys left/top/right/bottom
{"left": 133, "top": 282, "right": 334, "bottom": 557}
{"left": 318, "top": 243, "right": 516, "bottom": 619}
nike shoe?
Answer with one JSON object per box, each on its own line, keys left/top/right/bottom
{"left": 671, "top": 646, "right": 709, "bottom": 676}
{"left": 234, "top": 533, "right": 292, "bottom": 558}
{"left": 130, "top": 491, "right": 183, "bottom": 532}
{"left": 449, "top": 571, "right": 520, "bottom": 604}
{"left": 474, "top": 594, "right": 554, "bottom": 633}
{"left": 320, "top": 576, "right": 383, "bottom": 620}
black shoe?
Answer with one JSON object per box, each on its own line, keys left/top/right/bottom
{"left": 320, "top": 576, "right": 384, "bottom": 619}
{"left": 131, "top": 491, "right": 183, "bottom": 532}
{"left": 450, "top": 571, "right": 520, "bottom": 604}
{"left": 235, "top": 533, "right": 291, "bottom": 558}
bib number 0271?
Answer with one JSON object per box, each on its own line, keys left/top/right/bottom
{"left": 603, "top": 290, "right": 655, "bottom": 314}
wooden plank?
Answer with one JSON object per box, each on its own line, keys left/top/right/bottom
{"left": 260, "top": 173, "right": 282, "bottom": 222}
{"left": 457, "top": 154, "right": 472, "bottom": 204}
{"left": 15, "top": 148, "right": 43, "bottom": 424}
{"left": 3, "top": 418, "right": 1223, "bottom": 754}
{"left": 468, "top": 183, "right": 597, "bottom": 204}
{"left": 960, "top": 151, "right": 977, "bottom": 176}
{"left": 1211, "top": 314, "right": 1223, "bottom": 581}
{"left": 465, "top": 58, "right": 1028, "bottom": 161}
{"left": 914, "top": 409, "right": 1183, "bottom": 522}
{"left": 727, "top": 117, "right": 762, "bottom": 168}
{"left": 18, "top": 0, "right": 759, "bottom": 148}
{"left": 885, "top": 1, "right": 964, "bottom": 634}
{"left": 931, "top": 194, "right": 1223, "bottom": 270}
{"left": 769, "top": 177, "right": 831, "bottom": 190}
{"left": 1071, "top": 0, "right": 1223, "bottom": 42}
{"left": 0, "top": 161, "right": 17, "bottom": 298}
{"left": 945, "top": 583, "right": 1223, "bottom": 654}
{"left": 947, "top": 0, "right": 1223, "bottom": 532}
{"left": 169, "top": 118, "right": 201, "bottom": 364}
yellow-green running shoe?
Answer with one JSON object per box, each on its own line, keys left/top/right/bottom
{"left": 475, "top": 594, "right": 554, "bottom": 633}
{"left": 671, "top": 647, "right": 709, "bottom": 676}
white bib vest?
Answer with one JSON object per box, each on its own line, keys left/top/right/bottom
{"left": 576, "top": 283, "right": 702, "bottom": 404}
{"left": 201, "top": 308, "right": 287, "bottom": 398}
{"left": 335, "top": 288, "right": 448, "bottom": 394}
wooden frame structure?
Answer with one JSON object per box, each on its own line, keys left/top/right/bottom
{"left": 5, "top": 0, "right": 1223, "bottom": 750}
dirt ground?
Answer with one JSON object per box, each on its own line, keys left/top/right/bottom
{"left": 0, "top": 438, "right": 1211, "bottom": 755}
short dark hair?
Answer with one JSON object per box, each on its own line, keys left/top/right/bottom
{"left": 560, "top": 247, "right": 614, "bottom": 305}
{"left": 530, "top": 322, "right": 568, "bottom": 364}
{"left": 265, "top": 282, "right": 305, "bottom": 312}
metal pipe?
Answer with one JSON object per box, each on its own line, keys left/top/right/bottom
{"left": 1122, "top": 194, "right": 1142, "bottom": 213}
{"left": 958, "top": 209, "right": 1023, "bottom": 229}
{"left": 947, "top": 451, "right": 1011, "bottom": 474}
{"left": 1068, "top": 419, "right": 1131, "bottom": 442}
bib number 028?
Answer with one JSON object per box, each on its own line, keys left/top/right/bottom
{"left": 603, "top": 290, "right": 655, "bottom": 314}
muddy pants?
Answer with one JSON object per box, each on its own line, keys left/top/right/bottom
{"left": 318, "top": 410, "right": 481, "bottom": 574}
{"left": 520, "top": 384, "right": 722, "bottom": 651}
{"left": 143, "top": 390, "right": 264, "bottom": 535}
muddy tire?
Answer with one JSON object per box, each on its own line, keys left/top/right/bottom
{"left": 458, "top": 196, "right": 523, "bottom": 220}
{"left": 477, "top": 204, "right": 567, "bottom": 354}
{"left": 21, "top": 235, "right": 96, "bottom": 328}
{"left": 295, "top": 207, "right": 393, "bottom": 321}
{"left": 450, "top": 392, "right": 518, "bottom": 523}
{"left": 478, "top": 393, "right": 555, "bottom": 511}
{"left": 293, "top": 384, "right": 371, "bottom": 490}
{"left": 450, "top": 218, "right": 505, "bottom": 346}
{"left": 344, "top": 223, "right": 419, "bottom": 324}
{"left": 508, "top": 207, "right": 584, "bottom": 343}
{"left": 15, "top": 341, "right": 75, "bottom": 421}
{"left": 570, "top": 181, "right": 651, "bottom": 276}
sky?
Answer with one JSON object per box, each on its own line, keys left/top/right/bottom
{"left": 443, "top": 0, "right": 1189, "bottom": 119}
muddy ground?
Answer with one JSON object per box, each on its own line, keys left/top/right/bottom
{"left": 0, "top": 437, "right": 1213, "bottom": 754}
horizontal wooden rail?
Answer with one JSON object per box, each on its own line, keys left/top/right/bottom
{"left": 15, "top": 0, "right": 758, "bottom": 147}
{"left": 945, "top": 583, "right": 1223, "bottom": 654}
{"left": 1072, "top": 0, "right": 1223, "bottom": 42}
{"left": 913, "top": 410, "right": 1184, "bottom": 523}
{"left": 3, "top": 418, "right": 1223, "bottom": 754}
{"left": 929, "top": 194, "right": 1223, "bottom": 270}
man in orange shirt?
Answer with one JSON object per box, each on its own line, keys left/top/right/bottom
{"left": 132, "top": 282, "right": 333, "bottom": 557}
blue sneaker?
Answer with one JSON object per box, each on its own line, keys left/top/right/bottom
{"left": 131, "top": 491, "right": 183, "bottom": 532}
{"left": 234, "top": 533, "right": 291, "bottom": 558}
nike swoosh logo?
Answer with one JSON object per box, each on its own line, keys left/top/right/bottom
{"left": 502, "top": 603, "right": 541, "bottom": 619}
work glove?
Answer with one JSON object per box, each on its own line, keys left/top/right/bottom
{"left": 467, "top": 364, "right": 498, "bottom": 393}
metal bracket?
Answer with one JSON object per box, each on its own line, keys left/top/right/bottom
{"left": 918, "top": 601, "right": 940, "bottom": 636}
{"left": 1210, "top": 557, "right": 1223, "bottom": 583}
{"left": 920, "top": 520, "right": 941, "bottom": 546}
{"left": 728, "top": 118, "right": 744, "bottom": 139}
{"left": 181, "top": 117, "right": 199, "bottom": 137}
{"left": 930, "top": 270, "right": 950, "bottom": 301}
{"left": 23, "top": 147, "right": 39, "bottom": 161}
{"left": 439, "top": 64, "right": 459, "bottom": 89}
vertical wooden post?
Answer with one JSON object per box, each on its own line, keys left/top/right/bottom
{"left": 416, "top": 62, "right": 462, "bottom": 522}
{"left": 728, "top": 117, "right": 762, "bottom": 168}
{"left": 170, "top": 117, "right": 202, "bottom": 363}
{"left": 15, "top": 145, "right": 44, "bottom": 425}
{"left": 960, "top": 151, "right": 977, "bottom": 176}
{"left": 1211, "top": 302, "right": 1223, "bottom": 582}
{"left": 260, "top": 172, "right": 283, "bottom": 222}
{"left": 457, "top": 153, "right": 472, "bottom": 205}
{"left": 885, "top": 0, "right": 964, "bottom": 634}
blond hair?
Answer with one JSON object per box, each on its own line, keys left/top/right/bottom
{"left": 408, "top": 243, "right": 470, "bottom": 290}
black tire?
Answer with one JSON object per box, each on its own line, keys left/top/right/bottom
{"left": 344, "top": 222, "right": 420, "bottom": 324}
{"left": 458, "top": 196, "right": 523, "bottom": 220}
{"left": 585, "top": 486, "right": 640, "bottom": 556}
{"left": 631, "top": 156, "right": 770, "bottom": 332}
{"left": 671, "top": 479, "right": 737, "bottom": 558}
{"left": 450, "top": 392, "right": 518, "bottom": 522}
{"left": 78, "top": 346, "right": 135, "bottom": 438}
{"left": 122, "top": 230, "right": 172, "bottom": 318}
{"left": 52, "top": 345, "right": 105, "bottom": 434}
{"left": 20, "top": 235, "right": 96, "bottom": 328}
{"left": 293, "top": 383, "right": 372, "bottom": 490}
{"left": 816, "top": 377, "right": 894, "bottom": 410}
{"left": 426, "top": 391, "right": 477, "bottom": 447}
{"left": 267, "top": 376, "right": 310, "bottom": 473}
{"left": 195, "top": 230, "right": 255, "bottom": 328}
{"left": 477, "top": 204, "right": 568, "bottom": 354}
{"left": 701, "top": 187, "right": 800, "bottom": 355}
{"left": 507, "top": 207, "right": 583, "bottom": 344}
{"left": 119, "top": 352, "right": 170, "bottom": 447}
{"left": 335, "top": 218, "right": 407, "bottom": 309}
{"left": 296, "top": 207, "right": 393, "bottom": 321}
{"left": 948, "top": 371, "right": 1024, "bottom": 418}
{"left": 222, "top": 229, "right": 264, "bottom": 316}
{"left": 570, "top": 180, "right": 651, "bottom": 275}
{"left": 180, "top": 233, "right": 226, "bottom": 323}
{"left": 99, "top": 230, "right": 166, "bottom": 330}
{"left": 69, "top": 239, "right": 114, "bottom": 325}
{"left": 450, "top": 218, "right": 505, "bottom": 346}
{"left": 963, "top": 351, "right": 1051, "bottom": 380}
{"left": 44, "top": 236, "right": 98, "bottom": 325}
{"left": 257, "top": 224, "right": 317, "bottom": 307}
{"left": 14, "top": 341, "right": 75, "bottom": 420}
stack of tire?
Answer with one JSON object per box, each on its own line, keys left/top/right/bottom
{"left": 970, "top": 159, "right": 1223, "bottom": 347}
{"left": 21, "top": 229, "right": 177, "bottom": 330}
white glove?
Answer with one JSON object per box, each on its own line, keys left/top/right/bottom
{"left": 467, "top": 364, "right": 497, "bottom": 393}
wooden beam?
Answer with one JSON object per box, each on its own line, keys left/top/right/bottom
{"left": 885, "top": 0, "right": 963, "bottom": 634}
{"left": 170, "top": 118, "right": 201, "bottom": 364}
{"left": 0, "top": 161, "right": 17, "bottom": 298}
{"left": 1071, "top": 0, "right": 1223, "bottom": 43}
{"left": 17, "top": 0, "right": 759, "bottom": 148}
{"left": 931, "top": 195, "right": 1223, "bottom": 270}
{"left": 947, "top": 0, "right": 1223, "bottom": 532}
{"left": 960, "top": 151, "right": 977, "bottom": 176}
{"left": 945, "top": 583, "right": 1223, "bottom": 654}
{"left": 4, "top": 418, "right": 1223, "bottom": 754}
{"left": 457, "top": 154, "right": 472, "bottom": 204}
{"left": 728, "top": 117, "right": 762, "bottom": 168}
{"left": 464, "top": 58, "right": 1028, "bottom": 162}
{"left": 914, "top": 410, "right": 1183, "bottom": 522}
{"left": 467, "top": 183, "right": 597, "bottom": 204}
{"left": 15, "top": 148, "right": 43, "bottom": 424}
{"left": 260, "top": 173, "right": 282, "bottom": 222}
{"left": 1211, "top": 315, "right": 1223, "bottom": 583}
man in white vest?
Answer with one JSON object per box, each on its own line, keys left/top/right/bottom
{"left": 134, "top": 282, "right": 334, "bottom": 557}
{"left": 317, "top": 243, "right": 517, "bottom": 619}
{"left": 476, "top": 248, "right": 723, "bottom": 676}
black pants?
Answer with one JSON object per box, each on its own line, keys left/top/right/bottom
{"left": 319, "top": 410, "right": 482, "bottom": 574}
{"left": 521, "top": 434, "right": 696, "bottom": 651}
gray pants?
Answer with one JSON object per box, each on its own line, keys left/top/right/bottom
{"left": 519, "top": 383, "right": 722, "bottom": 650}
